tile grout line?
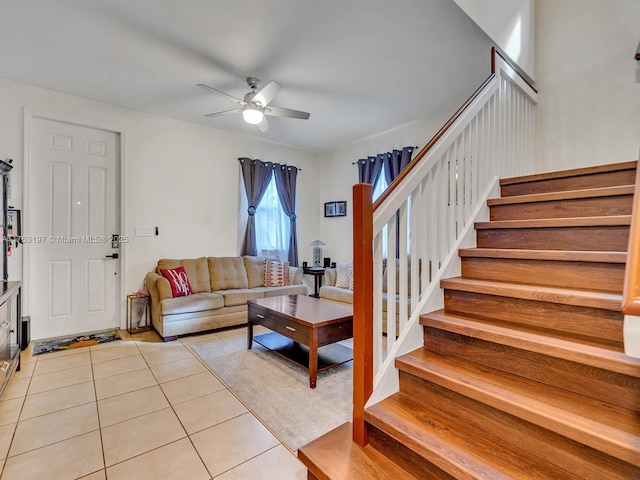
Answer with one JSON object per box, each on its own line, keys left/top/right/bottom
{"left": 0, "top": 350, "right": 36, "bottom": 479}
{"left": 143, "top": 337, "right": 216, "bottom": 479}
{"left": 184, "top": 336, "right": 298, "bottom": 455}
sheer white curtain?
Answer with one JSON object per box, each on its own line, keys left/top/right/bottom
{"left": 373, "top": 174, "right": 389, "bottom": 258}
{"left": 255, "top": 175, "right": 290, "bottom": 262}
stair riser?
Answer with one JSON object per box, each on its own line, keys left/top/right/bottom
{"left": 422, "top": 327, "right": 640, "bottom": 411}
{"left": 398, "top": 371, "right": 639, "bottom": 480}
{"left": 443, "top": 289, "right": 624, "bottom": 346}
{"left": 500, "top": 169, "right": 637, "bottom": 197}
{"left": 476, "top": 226, "right": 629, "bottom": 250}
{"left": 490, "top": 195, "right": 633, "bottom": 221}
{"left": 366, "top": 425, "right": 455, "bottom": 480}
{"left": 461, "top": 257, "right": 624, "bottom": 293}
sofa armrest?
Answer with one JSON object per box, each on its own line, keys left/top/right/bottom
{"left": 289, "top": 266, "right": 303, "bottom": 285}
{"left": 146, "top": 272, "right": 172, "bottom": 301}
{"left": 146, "top": 272, "right": 172, "bottom": 327}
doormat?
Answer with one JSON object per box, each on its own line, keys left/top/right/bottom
{"left": 33, "top": 329, "right": 121, "bottom": 355}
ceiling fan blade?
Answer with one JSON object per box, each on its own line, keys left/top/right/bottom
{"left": 265, "top": 105, "right": 311, "bottom": 120}
{"left": 252, "top": 81, "right": 282, "bottom": 107}
{"left": 197, "top": 83, "right": 246, "bottom": 105}
{"left": 257, "top": 117, "right": 269, "bottom": 132}
{"left": 204, "top": 108, "right": 243, "bottom": 118}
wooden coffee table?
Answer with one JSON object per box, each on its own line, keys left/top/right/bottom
{"left": 247, "top": 295, "right": 353, "bottom": 388}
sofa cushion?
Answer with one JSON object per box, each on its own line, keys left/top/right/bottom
{"left": 319, "top": 285, "right": 354, "bottom": 304}
{"left": 157, "top": 258, "right": 211, "bottom": 294}
{"left": 159, "top": 266, "right": 193, "bottom": 297}
{"left": 264, "top": 260, "right": 289, "bottom": 286}
{"left": 256, "top": 284, "right": 308, "bottom": 298}
{"left": 214, "top": 289, "right": 264, "bottom": 307}
{"left": 289, "top": 266, "right": 303, "bottom": 285}
{"left": 208, "top": 257, "right": 249, "bottom": 291}
{"left": 324, "top": 268, "right": 337, "bottom": 286}
{"left": 161, "top": 292, "right": 224, "bottom": 315}
{"left": 243, "top": 255, "right": 266, "bottom": 288}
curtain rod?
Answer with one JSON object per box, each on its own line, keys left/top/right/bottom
{"left": 351, "top": 146, "right": 419, "bottom": 165}
{"left": 238, "top": 157, "right": 301, "bottom": 172}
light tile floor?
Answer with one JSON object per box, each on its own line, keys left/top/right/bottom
{"left": 0, "top": 327, "right": 308, "bottom": 479}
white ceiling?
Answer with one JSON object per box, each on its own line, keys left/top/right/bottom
{"left": 0, "top": 0, "right": 493, "bottom": 153}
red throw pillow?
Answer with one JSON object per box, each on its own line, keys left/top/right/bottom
{"left": 160, "top": 266, "right": 193, "bottom": 297}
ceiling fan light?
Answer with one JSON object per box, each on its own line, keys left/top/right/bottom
{"left": 242, "top": 107, "right": 264, "bottom": 125}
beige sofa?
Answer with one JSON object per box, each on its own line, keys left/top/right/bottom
{"left": 146, "top": 256, "right": 307, "bottom": 341}
{"left": 319, "top": 264, "right": 414, "bottom": 332}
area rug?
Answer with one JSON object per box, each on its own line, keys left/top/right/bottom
{"left": 190, "top": 333, "right": 352, "bottom": 452}
{"left": 33, "top": 329, "right": 121, "bottom": 355}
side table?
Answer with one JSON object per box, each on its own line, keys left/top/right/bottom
{"left": 127, "top": 293, "right": 151, "bottom": 334}
{"left": 303, "top": 267, "right": 325, "bottom": 298}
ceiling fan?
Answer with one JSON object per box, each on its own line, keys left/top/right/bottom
{"left": 197, "top": 77, "right": 310, "bottom": 132}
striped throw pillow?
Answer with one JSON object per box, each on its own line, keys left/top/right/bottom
{"left": 335, "top": 263, "right": 354, "bottom": 291}
{"left": 264, "top": 260, "right": 289, "bottom": 286}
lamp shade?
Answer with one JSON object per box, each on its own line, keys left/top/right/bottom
{"left": 310, "top": 240, "right": 325, "bottom": 267}
{"left": 242, "top": 107, "right": 264, "bottom": 125}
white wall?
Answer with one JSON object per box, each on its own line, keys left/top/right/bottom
{"left": 535, "top": 0, "right": 640, "bottom": 172}
{"left": 453, "top": 0, "right": 535, "bottom": 79}
{"left": 0, "top": 77, "right": 322, "bottom": 326}
{"left": 318, "top": 112, "right": 454, "bottom": 263}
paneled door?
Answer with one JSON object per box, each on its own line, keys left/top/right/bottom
{"left": 28, "top": 117, "right": 119, "bottom": 340}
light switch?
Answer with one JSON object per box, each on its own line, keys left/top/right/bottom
{"left": 135, "top": 226, "right": 155, "bottom": 237}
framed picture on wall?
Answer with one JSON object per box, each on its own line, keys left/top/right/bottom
{"left": 7, "top": 209, "right": 20, "bottom": 237}
{"left": 324, "top": 201, "right": 347, "bottom": 217}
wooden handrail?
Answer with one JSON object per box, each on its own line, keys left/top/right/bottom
{"left": 352, "top": 183, "right": 374, "bottom": 446}
{"left": 622, "top": 161, "right": 640, "bottom": 315}
{"left": 374, "top": 47, "right": 535, "bottom": 211}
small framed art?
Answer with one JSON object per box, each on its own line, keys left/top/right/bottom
{"left": 7, "top": 209, "right": 20, "bottom": 237}
{"left": 324, "top": 201, "right": 347, "bottom": 217}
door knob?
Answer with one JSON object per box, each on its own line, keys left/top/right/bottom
{"left": 105, "top": 253, "right": 119, "bottom": 259}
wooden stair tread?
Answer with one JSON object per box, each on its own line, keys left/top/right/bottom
{"left": 499, "top": 161, "right": 637, "bottom": 186}
{"left": 458, "top": 248, "right": 627, "bottom": 263}
{"left": 366, "top": 392, "right": 583, "bottom": 480}
{"left": 488, "top": 185, "right": 634, "bottom": 206}
{"left": 475, "top": 215, "right": 631, "bottom": 229}
{"left": 420, "top": 309, "right": 640, "bottom": 377}
{"left": 396, "top": 349, "right": 640, "bottom": 466}
{"left": 297, "top": 422, "right": 417, "bottom": 480}
{"left": 440, "top": 277, "right": 623, "bottom": 311}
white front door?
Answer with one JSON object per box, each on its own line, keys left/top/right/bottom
{"left": 28, "top": 117, "right": 119, "bottom": 340}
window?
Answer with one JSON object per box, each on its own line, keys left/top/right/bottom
{"left": 372, "top": 172, "right": 388, "bottom": 201}
{"left": 255, "top": 175, "right": 290, "bottom": 263}
{"left": 372, "top": 172, "right": 411, "bottom": 259}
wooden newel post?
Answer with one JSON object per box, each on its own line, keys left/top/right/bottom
{"left": 352, "top": 183, "right": 374, "bottom": 446}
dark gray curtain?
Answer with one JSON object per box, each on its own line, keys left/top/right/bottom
{"left": 357, "top": 154, "right": 385, "bottom": 188}
{"left": 273, "top": 164, "right": 299, "bottom": 266}
{"left": 383, "top": 146, "right": 415, "bottom": 185}
{"left": 381, "top": 146, "right": 415, "bottom": 258}
{"left": 239, "top": 158, "right": 273, "bottom": 256}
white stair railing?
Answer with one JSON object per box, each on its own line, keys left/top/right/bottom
{"left": 352, "top": 49, "right": 538, "bottom": 438}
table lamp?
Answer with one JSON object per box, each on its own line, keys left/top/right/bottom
{"left": 309, "top": 240, "right": 326, "bottom": 267}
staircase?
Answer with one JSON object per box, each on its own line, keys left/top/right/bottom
{"left": 298, "top": 161, "right": 640, "bottom": 479}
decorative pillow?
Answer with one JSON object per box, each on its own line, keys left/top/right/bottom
{"left": 264, "top": 260, "right": 290, "bottom": 287}
{"left": 160, "top": 266, "right": 193, "bottom": 297}
{"left": 336, "top": 263, "right": 354, "bottom": 291}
